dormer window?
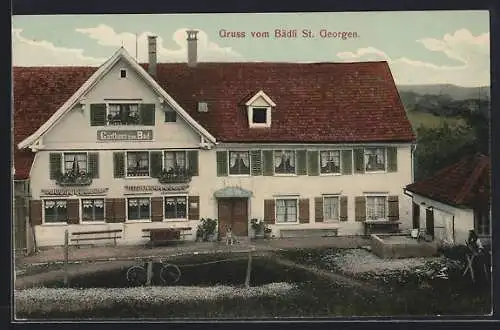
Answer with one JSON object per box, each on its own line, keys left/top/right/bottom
{"left": 252, "top": 108, "right": 267, "bottom": 124}
{"left": 245, "top": 90, "right": 276, "bottom": 128}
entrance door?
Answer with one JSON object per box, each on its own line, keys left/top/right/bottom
{"left": 425, "top": 208, "right": 434, "bottom": 238}
{"left": 218, "top": 198, "right": 248, "bottom": 237}
{"left": 412, "top": 202, "right": 420, "bottom": 229}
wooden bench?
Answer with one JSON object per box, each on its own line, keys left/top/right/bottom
{"left": 142, "top": 227, "right": 192, "bottom": 247}
{"left": 364, "top": 220, "right": 401, "bottom": 237}
{"left": 71, "top": 229, "right": 123, "bottom": 247}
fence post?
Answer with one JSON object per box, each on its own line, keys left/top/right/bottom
{"left": 64, "top": 229, "right": 69, "bottom": 286}
{"left": 146, "top": 260, "right": 153, "bottom": 286}
{"left": 244, "top": 249, "right": 253, "bottom": 288}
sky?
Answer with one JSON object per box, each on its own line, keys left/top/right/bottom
{"left": 12, "top": 11, "right": 490, "bottom": 87}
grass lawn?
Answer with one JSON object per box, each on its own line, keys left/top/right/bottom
{"left": 407, "top": 111, "right": 465, "bottom": 129}
{"left": 15, "top": 248, "right": 492, "bottom": 319}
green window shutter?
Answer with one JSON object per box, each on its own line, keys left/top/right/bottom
{"left": 355, "top": 196, "right": 366, "bottom": 222}
{"left": 388, "top": 195, "right": 400, "bottom": 221}
{"left": 307, "top": 150, "right": 319, "bottom": 176}
{"left": 387, "top": 147, "right": 398, "bottom": 172}
{"left": 250, "top": 150, "right": 262, "bottom": 176}
{"left": 340, "top": 196, "right": 348, "bottom": 222}
{"left": 296, "top": 150, "right": 307, "bottom": 175}
{"left": 314, "top": 197, "right": 323, "bottom": 222}
{"left": 140, "top": 104, "right": 155, "bottom": 126}
{"left": 187, "top": 150, "right": 199, "bottom": 176}
{"left": 150, "top": 151, "right": 163, "bottom": 178}
{"left": 262, "top": 150, "right": 274, "bottom": 176}
{"left": 88, "top": 152, "right": 99, "bottom": 178}
{"left": 90, "top": 104, "right": 107, "bottom": 126}
{"left": 49, "top": 153, "right": 62, "bottom": 180}
{"left": 264, "top": 199, "right": 276, "bottom": 224}
{"left": 113, "top": 152, "right": 125, "bottom": 178}
{"left": 353, "top": 148, "right": 365, "bottom": 174}
{"left": 341, "top": 150, "right": 353, "bottom": 175}
{"left": 216, "top": 151, "right": 228, "bottom": 176}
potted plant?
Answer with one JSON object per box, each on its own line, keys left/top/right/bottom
{"left": 250, "top": 218, "right": 265, "bottom": 239}
{"left": 196, "top": 218, "right": 218, "bottom": 242}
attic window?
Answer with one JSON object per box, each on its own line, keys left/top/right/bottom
{"left": 120, "top": 69, "right": 127, "bottom": 78}
{"left": 252, "top": 108, "right": 267, "bottom": 124}
{"left": 198, "top": 102, "right": 208, "bottom": 113}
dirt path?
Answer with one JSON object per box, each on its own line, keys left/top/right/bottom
{"left": 269, "top": 255, "right": 385, "bottom": 293}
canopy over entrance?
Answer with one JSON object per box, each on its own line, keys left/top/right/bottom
{"left": 214, "top": 187, "right": 252, "bottom": 198}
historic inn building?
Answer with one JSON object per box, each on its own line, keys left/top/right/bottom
{"left": 13, "top": 31, "right": 416, "bottom": 247}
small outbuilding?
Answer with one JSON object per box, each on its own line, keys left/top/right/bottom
{"left": 405, "top": 153, "right": 491, "bottom": 246}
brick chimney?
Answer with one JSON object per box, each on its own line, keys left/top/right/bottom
{"left": 147, "top": 35, "right": 157, "bottom": 77}
{"left": 186, "top": 30, "right": 198, "bottom": 68}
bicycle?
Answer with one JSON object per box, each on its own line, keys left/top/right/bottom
{"left": 126, "top": 258, "right": 181, "bottom": 286}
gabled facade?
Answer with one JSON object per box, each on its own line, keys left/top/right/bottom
{"left": 14, "top": 31, "right": 416, "bottom": 247}
{"left": 405, "top": 153, "right": 491, "bottom": 246}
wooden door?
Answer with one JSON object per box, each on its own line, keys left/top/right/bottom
{"left": 412, "top": 202, "right": 420, "bottom": 229}
{"left": 425, "top": 208, "right": 434, "bottom": 238}
{"left": 217, "top": 198, "right": 248, "bottom": 237}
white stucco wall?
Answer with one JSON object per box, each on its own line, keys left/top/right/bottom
{"left": 412, "top": 194, "right": 474, "bottom": 245}
{"left": 26, "top": 57, "right": 415, "bottom": 247}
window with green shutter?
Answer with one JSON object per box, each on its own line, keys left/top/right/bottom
{"left": 150, "top": 151, "right": 163, "bottom": 178}
{"left": 140, "top": 104, "right": 155, "bottom": 125}
{"left": 387, "top": 147, "right": 398, "bottom": 172}
{"left": 88, "top": 153, "right": 99, "bottom": 178}
{"left": 49, "top": 153, "right": 62, "bottom": 180}
{"left": 187, "top": 150, "right": 199, "bottom": 176}
{"left": 90, "top": 104, "right": 107, "bottom": 126}
{"left": 296, "top": 150, "right": 307, "bottom": 175}
{"left": 104, "top": 103, "right": 155, "bottom": 126}
{"left": 216, "top": 151, "right": 228, "bottom": 176}
{"left": 353, "top": 149, "right": 365, "bottom": 173}
{"left": 307, "top": 150, "right": 319, "bottom": 176}
{"left": 113, "top": 152, "right": 125, "bottom": 178}
{"left": 250, "top": 150, "right": 262, "bottom": 176}
{"left": 262, "top": 150, "right": 274, "bottom": 176}
{"left": 341, "top": 150, "right": 353, "bottom": 175}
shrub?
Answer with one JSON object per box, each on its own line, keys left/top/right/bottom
{"left": 196, "top": 218, "right": 218, "bottom": 242}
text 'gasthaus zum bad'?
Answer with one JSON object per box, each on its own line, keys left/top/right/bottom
{"left": 218, "top": 29, "right": 360, "bottom": 40}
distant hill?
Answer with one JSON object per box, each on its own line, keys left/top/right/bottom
{"left": 397, "top": 84, "right": 490, "bottom": 101}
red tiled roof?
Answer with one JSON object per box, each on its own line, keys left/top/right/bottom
{"left": 13, "top": 61, "right": 415, "bottom": 180}
{"left": 405, "top": 153, "right": 491, "bottom": 208}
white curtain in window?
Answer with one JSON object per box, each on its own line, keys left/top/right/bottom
{"left": 321, "top": 151, "right": 340, "bottom": 167}
{"left": 287, "top": 151, "right": 295, "bottom": 167}
{"left": 94, "top": 200, "right": 104, "bottom": 208}
{"left": 45, "top": 201, "right": 55, "bottom": 209}
{"left": 285, "top": 200, "right": 296, "bottom": 222}
{"left": 165, "top": 153, "right": 174, "bottom": 170}
{"left": 83, "top": 200, "right": 93, "bottom": 208}
{"left": 177, "top": 197, "right": 186, "bottom": 205}
{"left": 128, "top": 199, "right": 138, "bottom": 207}
{"left": 276, "top": 199, "right": 286, "bottom": 222}
{"left": 109, "top": 104, "right": 120, "bottom": 114}
{"left": 56, "top": 200, "right": 67, "bottom": 208}
{"left": 230, "top": 152, "right": 238, "bottom": 167}
{"left": 176, "top": 152, "right": 185, "bottom": 168}
{"left": 376, "top": 149, "right": 385, "bottom": 164}
{"left": 139, "top": 199, "right": 150, "bottom": 206}
{"left": 324, "top": 197, "right": 339, "bottom": 221}
{"left": 274, "top": 151, "right": 283, "bottom": 168}
{"left": 166, "top": 198, "right": 175, "bottom": 206}
{"left": 129, "top": 104, "right": 139, "bottom": 116}
{"left": 367, "top": 196, "right": 386, "bottom": 220}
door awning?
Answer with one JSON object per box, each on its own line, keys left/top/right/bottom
{"left": 214, "top": 187, "right": 252, "bottom": 198}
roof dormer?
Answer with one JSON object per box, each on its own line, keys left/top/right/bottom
{"left": 245, "top": 90, "right": 276, "bottom": 128}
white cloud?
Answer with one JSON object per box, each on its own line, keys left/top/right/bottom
{"left": 336, "top": 29, "right": 490, "bottom": 87}
{"left": 75, "top": 24, "right": 242, "bottom": 62}
{"left": 12, "top": 28, "right": 106, "bottom": 66}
